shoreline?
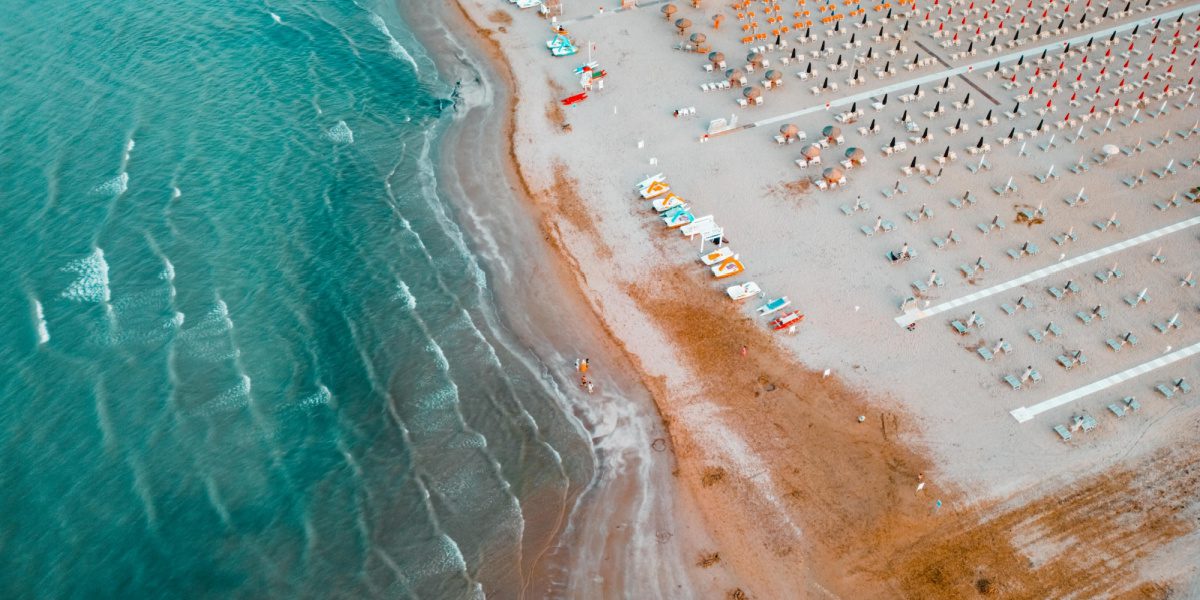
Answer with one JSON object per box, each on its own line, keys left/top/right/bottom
{"left": 412, "top": 0, "right": 1200, "bottom": 597}
{"left": 399, "top": 2, "right": 720, "bottom": 597}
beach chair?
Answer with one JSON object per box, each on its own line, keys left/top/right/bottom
{"left": 931, "top": 231, "right": 960, "bottom": 249}
{"left": 911, "top": 273, "right": 944, "bottom": 293}
{"left": 1156, "top": 384, "right": 1175, "bottom": 399}
{"left": 1073, "top": 413, "right": 1097, "bottom": 432}
{"left": 1005, "top": 375, "right": 1022, "bottom": 390}
{"left": 1094, "top": 267, "right": 1124, "bottom": 283}
{"left": 1056, "top": 353, "right": 1087, "bottom": 370}
{"left": 1108, "top": 403, "right": 1127, "bottom": 418}
{"left": 1051, "top": 229, "right": 1078, "bottom": 246}
{"left": 1124, "top": 397, "right": 1141, "bottom": 411}
{"left": 1124, "top": 291, "right": 1151, "bottom": 306}
{"left": 1029, "top": 369, "right": 1043, "bottom": 384}
{"left": 1153, "top": 318, "right": 1181, "bottom": 334}
{"left": 978, "top": 347, "right": 994, "bottom": 361}
{"left": 1053, "top": 424, "right": 1072, "bottom": 441}
{"left": 1177, "top": 379, "right": 1193, "bottom": 395}
{"left": 950, "top": 320, "right": 969, "bottom": 335}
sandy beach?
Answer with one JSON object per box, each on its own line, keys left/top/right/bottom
{"left": 436, "top": 0, "right": 1200, "bottom": 596}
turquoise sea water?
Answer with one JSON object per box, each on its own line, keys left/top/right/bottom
{"left": 0, "top": 1, "right": 590, "bottom": 597}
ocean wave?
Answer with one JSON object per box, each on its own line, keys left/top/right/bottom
{"left": 33, "top": 299, "right": 49, "bottom": 344}
{"left": 270, "top": 11, "right": 281, "bottom": 24}
{"left": 61, "top": 247, "right": 111, "bottom": 303}
{"left": 91, "top": 172, "right": 129, "bottom": 196}
{"left": 367, "top": 12, "right": 419, "bottom": 72}
{"left": 196, "top": 375, "right": 252, "bottom": 417}
{"left": 394, "top": 279, "right": 416, "bottom": 310}
{"left": 325, "top": 120, "right": 354, "bottom": 144}
{"left": 298, "top": 385, "right": 332, "bottom": 409}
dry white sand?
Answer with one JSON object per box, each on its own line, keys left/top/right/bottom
{"left": 457, "top": 0, "right": 1200, "bottom": 594}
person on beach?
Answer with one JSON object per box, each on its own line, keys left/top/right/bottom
{"left": 586, "top": 381, "right": 594, "bottom": 394}
{"left": 575, "top": 358, "right": 581, "bottom": 371}
{"left": 580, "top": 358, "right": 589, "bottom": 373}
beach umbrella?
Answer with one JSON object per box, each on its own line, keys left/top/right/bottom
{"left": 766, "top": 69, "right": 782, "bottom": 83}
{"left": 801, "top": 144, "right": 821, "bottom": 159}
{"left": 675, "top": 18, "right": 692, "bottom": 34}
{"left": 743, "top": 85, "right": 763, "bottom": 100}
{"left": 708, "top": 51, "right": 725, "bottom": 65}
{"left": 845, "top": 147, "right": 865, "bottom": 162}
{"left": 662, "top": 3, "right": 677, "bottom": 19}
{"left": 726, "top": 67, "right": 745, "bottom": 82}
{"left": 822, "top": 125, "right": 842, "bottom": 140}
{"left": 690, "top": 32, "right": 707, "bottom": 44}
{"left": 780, "top": 123, "right": 800, "bottom": 140}
{"left": 747, "top": 51, "right": 763, "bottom": 65}
{"left": 822, "top": 166, "right": 844, "bottom": 182}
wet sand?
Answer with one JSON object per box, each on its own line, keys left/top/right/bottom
{"left": 423, "top": 0, "right": 1200, "bottom": 597}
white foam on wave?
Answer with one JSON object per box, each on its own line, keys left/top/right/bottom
{"left": 367, "top": 12, "right": 419, "bottom": 72}
{"left": 324, "top": 120, "right": 354, "bottom": 144}
{"left": 61, "top": 247, "right": 111, "bottom": 303}
{"left": 198, "top": 375, "right": 252, "bottom": 416}
{"left": 270, "top": 11, "right": 282, "bottom": 23}
{"left": 123, "top": 139, "right": 135, "bottom": 161}
{"left": 298, "top": 385, "right": 332, "bottom": 409}
{"left": 394, "top": 279, "right": 416, "bottom": 310}
{"left": 33, "top": 300, "right": 49, "bottom": 344}
{"left": 171, "top": 187, "right": 181, "bottom": 199}
{"left": 91, "top": 172, "right": 129, "bottom": 196}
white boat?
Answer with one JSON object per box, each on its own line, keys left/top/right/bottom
{"left": 726, "top": 282, "right": 762, "bottom": 300}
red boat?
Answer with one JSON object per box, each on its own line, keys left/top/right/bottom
{"left": 562, "top": 92, "right": 588, "bottom": 106}
{"left": 771, "top": 310, "right": 804, "bottom": 331}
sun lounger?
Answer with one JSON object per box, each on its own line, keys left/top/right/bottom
{"left": 1156, "top": 384, "right": 1174, "bottom": 399}
{"left": 1073, "top": 413, "right": 1097, "bottom": 432}
{"left": 978, "top": 347, "right": 994, "bottom": 361}
{"left": 1108, "top": 403, "right": 1126, "bottom": 418}
{"left": 1124, "top": 292, "right": 1151, "bottom": 306}
{"left": 1124, "top": 396, "right": 1140, "bottom": 411}
{"left": 1028, "top": 328, "right": 1044, "bottom": 343}
{"left": 1105, "top": 334, "right": 1139, "bottom": 351}
{"left": 1154, "top": 319, "right": 1181, "bottom": 334}
{"left": 911, "top": 274, "right": 944, "bottom": 293}
{"left": 1057, "top": 353, "right": 1088, "bottom": 370}
{"left": 1178, "top": 380, "right": 1193, "bottom": 395}
{"left": 1029, "top": 369, "right": 1043, "bottom": 384}
{"left": 931, "top": 231, "right": 960, "bottom": 249}
{"left": 1094, "top": 268, "right": 1124, "bottom": 283}
{"left": 1005, "top": 375, "right": 1022, "bottom": 390}
{"left": 840, "top": 200, "right": 870, "bottom": 215}
{"left": 950, "top": 320, "right": 969, "bottom": 335}
{"left": 1053, "top": 424, "right": 1072, "bottom": 440}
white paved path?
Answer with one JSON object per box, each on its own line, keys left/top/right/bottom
{"left": 894, "top": 215, "right": 1200, "bottom": 328}
{"left": 1010, "top": 341, "right": 1200, "bottom": 422}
